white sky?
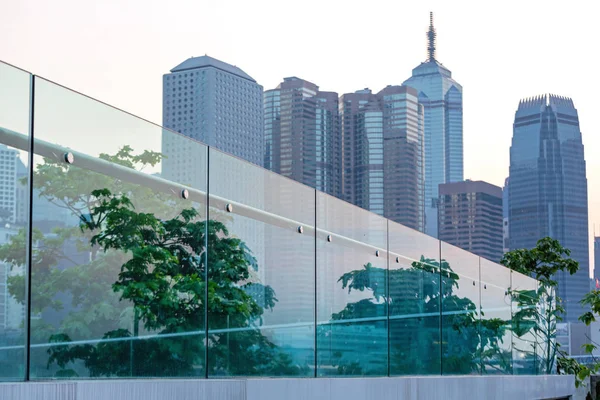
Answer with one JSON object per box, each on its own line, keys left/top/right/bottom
{"left": 1, "top": 0, "right": 598, "bottom": 275}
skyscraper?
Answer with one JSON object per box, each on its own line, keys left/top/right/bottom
{"left": 438, "top": 180, "right": 503, "bottom": 262}
{"left": 594, "top": 235, "right": 600, "bottom": 283}
{"left": 502, "top": 178, "right": 510, "bottom": 254}
{"left": 509, "top": 94, "right": 589, "bottom": 322}
{"left": 339, "top": 89, "right": 382, "bottom": 214}
{"left": 162, "top": 55, "right": 264, "bottom": 168}
{"left": 403, "top": 13, "right": 463, "bottom": 237}
{"left": 339, "top": 86, "right": 425, "bottom": 231}
{"left": 264, "top": 77, "right": 340, "bottom": 196}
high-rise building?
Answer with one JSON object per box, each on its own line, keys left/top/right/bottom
{"left": 162, "top": 55, "right": 264, "bottom": 170}
{"left": 339, "top": 86, "right": 425, "bottom": 231}
{"left": 502, "top": 178, "right": 510, "bottom": 254}
{"left": 402, "top": 13, "right": 463, "bottom": 237}
{"left": 438, "top": 180, "right": 503, "bottom": 262}
{"left": 264, "top": 77, "right": 340, "bottom": 196}
{"left": 0, "top": 145, "right": 19, "bottom": 224}
{"left": 339, "top": 89, "right": 382, "bottom": 215}
{"left": 509, "top": 94, "right": 589, "bottom": 322}
{"left": 594, "top": 235, "right": 600, "bottom": 283}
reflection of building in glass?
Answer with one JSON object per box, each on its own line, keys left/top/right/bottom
{"left": 162, "top": 55, "right": 264, "bottom": 167}
{"left": 402, "top": 13, "right": 463, "bottom": 238}
{"left": 0, "top": 145, "right": 20, "bottom": 224}
{"left": 509, "top": 94, "right": 589, "bottom": 322}
{"left": 502, "top": 178, "right": 510, "bottom": 254}
{"left": 340, "top": 87, "right": 425, "bottom": 231}
{"left": 264, "top": 77, "right": 341, "bottom": 197}
{"left": 438, "top": 180, "right": 503, "bottom": 262}
{"left": 0, "top": 225, "right": 24, "bottom": 330}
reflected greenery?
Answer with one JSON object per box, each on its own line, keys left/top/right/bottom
{"left": 0, "top": 147, "right": 300, "bottom": 377}
{"left": 0, "top": 146, "right": 515, "bottom": 378}
{"left": 324, "top": 257, "right": 509, "bottom": 375}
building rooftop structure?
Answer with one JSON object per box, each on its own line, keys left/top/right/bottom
{"left": 170, "top": 55, "right": 256, "bottom": 82}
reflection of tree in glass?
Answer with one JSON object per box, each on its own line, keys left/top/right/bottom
{"left": 330, "top": 257, "right": 509, "bottom": 375}
{"left": 502, "top": 238, "right": 577, "bottom": 376}
{"left": 0, "top": 147, "right": 300, "bottom": 377}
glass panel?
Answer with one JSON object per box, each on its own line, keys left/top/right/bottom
{"left": 536, "top": 283, "right": 554, "bottom": 375}
{"left": 440, "top": 242, "right": 481, "bottom": 375}
{"left": 388, "top": 221, "right": 441, "bottom": 375}
{"left": 510, "top": 271, "right": 538, "bottom": 375}
{"left": 30, "top": 77, "right": 207, "bottom": 379}
{"left": 316, "top": 193, "right": 387, "bottom": 376}
{"left": 0, "top": 62, "right": 31, "bottom": 381}
{"left": 207, "top": 149, "right": 315, "bottom": 377}
{"left": 480, "top": 258, "right": 512, "bottom": 374}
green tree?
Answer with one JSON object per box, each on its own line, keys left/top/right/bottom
{"left": 501, "top": 237, "right": 596, "bottom": 386}
{"left": 0, "top": 147, "right": 300, "bottom": 377}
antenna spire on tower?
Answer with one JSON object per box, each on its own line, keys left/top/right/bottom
{"left": 427, "top": 12, "right": 436, "bottom": 62}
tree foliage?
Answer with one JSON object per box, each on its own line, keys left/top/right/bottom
{"left": 329, "top": 256, "right": 509, "bottom": 375}
{"left": 0, "top": 147, "right": 299, "bottom": 377}
{"left": 501, "top": 237, "right": 598, "bottom": 388}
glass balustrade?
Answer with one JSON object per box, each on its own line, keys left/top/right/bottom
{"left": 0, "top": 61, "right": 551, "bottom": 380}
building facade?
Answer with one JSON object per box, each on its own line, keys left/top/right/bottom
{"left": 509, "top": 94, "right": 589, "bottom": 322}
{"left": 594, "top": 235, "right": 600, "bottom": 282}
{"left": 402, "top": 13, "right": 463, "bottom": 237}
{"left": 264, "top": 77, "right": 341, "bottom": 196}
{"left": 438, "top": 180, "right": 503, "bottom": 262}
{"left": 339, "top": 86, "right": 425, "bottom": 231}
{"left": 162, "top": 55, "right": 264, "bottom": 170}
{"left": 502, "top": 178, "right": 510, "bottom": 254}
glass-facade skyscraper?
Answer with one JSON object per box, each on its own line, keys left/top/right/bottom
{"left": 402, "top": 13, "right": 463, "bottom": 237}
{"left": 509, "top": 94, "right": 589, "bottom": 322}
{"left": 339, "top": 86, "right": 425, "bottom": 231}
{"left": 264, "top": 77, "right": 341, "bottom": 197}
{"left": 594, "top": 236, "right": 600, "bottom": 282}
{"left": 438, "top": 180, "right": 503, "bottom": 262}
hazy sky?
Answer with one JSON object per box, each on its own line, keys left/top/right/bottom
{"left": 1, "top": 0, "right": 598, "bottom": 273}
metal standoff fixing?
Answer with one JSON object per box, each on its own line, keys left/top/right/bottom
{"left": 64, "top": 152, "right": 74, "bottom": 164}
{"left": 297, "top": 226, "right": 303, "bottom": 234}
{"left": 226, "top": 203, "right": 233, "bottom": 212}
{"left": 327, "top": 234, "right": 332, "bottom": 242}
{"left": 180, "top": 189, "right": 189, "bottom": 199}
{"left": 473, "top": 281, "right": 476, "bottom": 286}
{"left": 375, "top": 250, "right": 380, "bottom": 257}
{"left": 484, "top": 284, "right": 487, "bottom": 289}
{"left": 396, "top": 256, "right": 400, "bottom": 263}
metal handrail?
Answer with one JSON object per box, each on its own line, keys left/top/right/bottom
{"left": 0, "top": 126, "right": 526, "bottom": 289}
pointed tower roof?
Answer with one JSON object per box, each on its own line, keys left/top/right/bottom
{"left": 427, "top": 12, "right": 436, "bottom": 62}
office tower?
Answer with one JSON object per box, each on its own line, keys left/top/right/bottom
{"left": 264, "top": 77, "right": 340, "bottom": 196}
{"left": 339, "top": 87, "right": 425, "bottom": 231}
{"left": 0, "top": 145, "right": 20, "bottom": 224}
{"left": 339, "top": 89, "right": 383, "bottom": 215}
{"left": 402, "top": 13, "right": 463, "bottom": 237}
{"left": 162, "top": 55, "right": 264, "bottom": 171}
{"left": 509, "top": 94, "right": 589, "bottom": 322}
{"left": 594, "top": 235, "right": 600, "bottom": 283}
{"left": 502, "top": 178, "right": 510, "bottom": 254}
{"left": 438, "top": 180, "right": 503, "bottom": 262}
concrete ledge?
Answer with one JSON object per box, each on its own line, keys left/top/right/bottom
{"left": 0, "top": 375, "right": 575, "bottom": 400}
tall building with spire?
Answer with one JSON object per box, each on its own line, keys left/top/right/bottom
{"left": 403, "top": 13, "right": 463, "bottom": 238}
{"left": 509, "top": 94, "right": 589, "bottom": 322}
